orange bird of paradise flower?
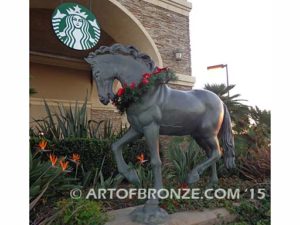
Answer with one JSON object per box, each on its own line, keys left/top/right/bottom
{"left": 59, "top": 159, "right": 69, "bottom": 171}
{"left": 71, "top": 153, "right": 80, "bottom": 165}
{"left": 137, "top": 153, "right": 148, "bottom": 164}
{"left": 49, "top": 153, "right": 58, "bottom": 166}
{"left": 38, "top": 139, "right": 47, "bottom": 150}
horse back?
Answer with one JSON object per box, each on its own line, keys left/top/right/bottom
{"left": 158, "top": 87, "right": 224, "bottom": 136}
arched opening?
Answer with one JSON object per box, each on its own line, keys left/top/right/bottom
{"left": 30, "top": 0, "right": 162, "bottom": 66}
{"left": 30, "top": 0, "right": 163, "bottom": 124}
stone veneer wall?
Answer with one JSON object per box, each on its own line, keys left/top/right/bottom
{"left": 116, "top": 0, "right": 191, "bottom": 76}
{"left": 168, "top": 83, "right": 192, "bottom": 90}
{"left": 91, "top": 109, "right": 124, "bottom": 131}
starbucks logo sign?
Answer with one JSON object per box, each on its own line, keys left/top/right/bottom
{"left": 52, "top": 3, "right": 100, "bottom": 50}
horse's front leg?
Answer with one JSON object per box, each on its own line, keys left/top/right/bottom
{"left": 111, "top": 127, "right": 142, "bottom": 185}
{"left": 130, "top": 123, "right": 169, "bottom": 223}
{"left": 143, "top": 123, "right": 162, "bottom": 201}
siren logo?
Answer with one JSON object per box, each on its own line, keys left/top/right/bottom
{"left": 52, "top": 3, "right": 100, "bottom": 50}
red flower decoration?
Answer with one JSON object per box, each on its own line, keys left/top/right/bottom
{"left": 153, "top": 67, "right": 167, "bottom": 75}
{"left": 117, "top": 88, "right": 125, "bottom": 97}
{"left": 142, "top": 78, "right": 149, "bottom": 85}
{"left": 143, "top": 73, "right": 151, "bottom": 79}
{"left": 130, "top": 82, "right": 136, "bottom": 89}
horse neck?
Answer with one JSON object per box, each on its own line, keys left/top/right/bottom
{"left": 116, "top": 59, "right": 152, "bottom": 86}
{"left": 118, "top": 72, "right": 141, "bottom": 86}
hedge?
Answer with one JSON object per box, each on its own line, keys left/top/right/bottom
{"left": 30, "top": 137, "right": 150, "bottom": 178}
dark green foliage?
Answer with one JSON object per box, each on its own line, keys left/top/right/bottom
{"left": 229, "top": 197, "right": 270, "bottom": 225}
{"left": 30, "top": 137, "right": 150, "bottom": 179}
{"left": 53, "top": 199, "right": 108, "bottom": 225}
{"left": 235, "top": 107, "right": 270, "bottom": 182}
{"left": 249, "top": 106, "right": 270, "bottom": 128}
{"left": 81, "top": 157, "right": 124, "bottom": 189}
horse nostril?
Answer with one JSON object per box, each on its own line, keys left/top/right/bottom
{"left": 99, "top": 96, "right": 109, "bottom": 105}
{"left": 107, "top": 93, "right": 115, "bottom": 100}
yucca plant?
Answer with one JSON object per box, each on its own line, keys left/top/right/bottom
{"left": 80, "top": 157, "right": 123, "bottom": 189}
{"left": 165, "top": 137, "right": 205, "bottom": 184}
{"left": 135, "top": 164, "right": 153, "bottom": 189}
{"left": 56, "top": 98, "right": 89, "bottom": 139}
{"left": 32, "top": 97, "right": 118, "bottom": 140}
{"left": 33, "top": 100, "right": 62, "bottom": 141}
{"left": 88, "top": 119, "right": 104, "bottom": 139}
{"left": 32, "top": 97, "right": 89, "bottom": 140}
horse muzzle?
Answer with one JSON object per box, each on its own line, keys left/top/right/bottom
{"left": 99, "top": 96, "right": 110, "bottom": 105}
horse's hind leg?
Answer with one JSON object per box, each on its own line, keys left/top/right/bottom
{"left": 187, "top": 136, "right": 222, "bottom": 185}
{"left": 193, "top": 137, "right": 219, "bottom": 186}
{"left": 111, "top": 127, "right": 142, "bottom": 185}
{"left": 208, "top": 160, "right": 219, "bottom": 186}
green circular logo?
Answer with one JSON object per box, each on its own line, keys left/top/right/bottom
{"left": 52, "top": 3, "right": 100, "bottom": 50}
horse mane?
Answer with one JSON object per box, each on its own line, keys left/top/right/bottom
{"left": 86, "top": 43, "right": 156, "bottom": 72}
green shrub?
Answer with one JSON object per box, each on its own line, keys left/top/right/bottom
{"left": 229, "top": 198, "right": 270, "bottom": 225}
{"left": 30, "top": 137, "right": 150, "bottom": 180}
{"left": 53, "top": 198, "right": 108, "bottom": 225}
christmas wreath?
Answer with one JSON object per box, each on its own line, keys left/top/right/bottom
{"left": 112, "top": 67, "right": 177, "bottom": 113}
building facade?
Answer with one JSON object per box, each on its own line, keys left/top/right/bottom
{"left": 30, "top": 0, "right": 194, "bottom": 128}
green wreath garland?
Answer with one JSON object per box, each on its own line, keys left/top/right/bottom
{"left": 112, "top": 67, "right": 177, "bottom": 114}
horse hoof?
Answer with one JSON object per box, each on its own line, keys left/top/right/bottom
{"left": 186, "top": 170, "right": 200, "bottom": 185}
{"left": 124, "top": 169, "right": 140, "bottom": 186}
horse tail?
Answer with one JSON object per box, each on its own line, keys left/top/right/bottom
{"left": 219, "top": 103, "right": 236, "bottom": 169}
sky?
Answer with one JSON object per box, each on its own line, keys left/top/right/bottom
{"left": 189, "top": 0, "right": 272, "bottom": 110}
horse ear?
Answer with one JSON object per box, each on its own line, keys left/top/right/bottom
{"left": 84, "top": 57, "right": 95, "bottom": 65}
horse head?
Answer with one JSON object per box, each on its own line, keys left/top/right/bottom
{"left": 85, "top": 44, "right": 156, "bottom": 105}
{"left": 85, "top": 54, "right": 116, "bottom": 105}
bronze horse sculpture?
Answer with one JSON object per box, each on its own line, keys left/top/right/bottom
{"left": 85, "top": 44, "right": 235, "bottom": 224}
